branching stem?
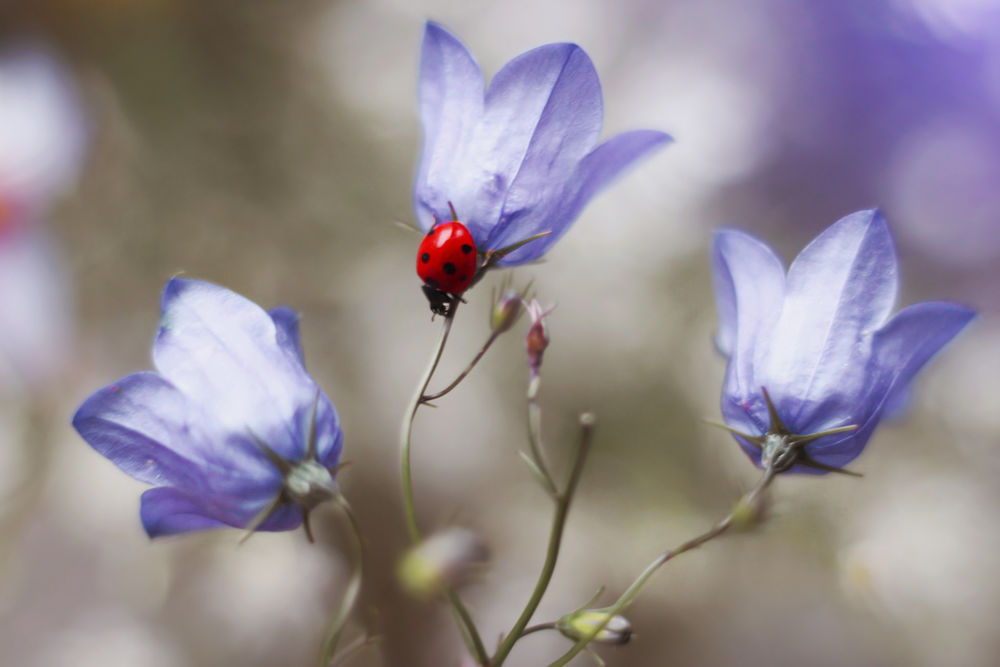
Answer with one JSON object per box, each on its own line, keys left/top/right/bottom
{"left": 546, "top": 464, "right": 778, "bottom": 667}
{"left": 398, "top": 303, "right": 490, "bottom": 665}
{"left": 491, "top": 413, "right": 596, "bottom": 667}
{"left": 319, "top": 497, "right": 365, "bottom": 666}
{"left": 422, "top": 329, "right": 502, "bottom": 403}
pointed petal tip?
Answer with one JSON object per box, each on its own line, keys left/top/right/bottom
{"left": 830, "top": 208, "right": 893, "bottom": 240}
{"left": 423, "top": 21, "right": 453, "bottom": 43}
{"left": 645, "top": 129, "right": 674, "bottom": 146}
{"left": 160, "top": 276, "right": 204, "bottom": 312}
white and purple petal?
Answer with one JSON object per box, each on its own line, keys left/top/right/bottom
{"left": 72, "top": 372, "right": 209, "bottom": 488}
{"left": 140, "top": 486, "right": 303, "bottom": 538}
{"left": 414, "top": 22, "right": 485, "bottom": 234}
{"left": 152, "top": 279, "right": 322, "bottom": 461}
{"left": 759, "top": 210, "right": 898, "bottom": 431}
{"left": 805, "top": 300, "right": 976, "bottom": 467}
{"left": 140, "top": 487, "right": 232, "bottom": 538}
{"left": 270, "top": 305, "right": 304, "bottom": 365}
{"left": 711, "top": 228, "right": 786, "bottom": 436}
{"left": 492, "top": 129, "right": 672, "bottom": 265}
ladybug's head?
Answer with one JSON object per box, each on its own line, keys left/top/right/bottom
{"left": 421, "top": 283, "right": 456, "bottom": 318}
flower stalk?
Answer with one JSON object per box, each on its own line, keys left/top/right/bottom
{"left": 319, "top": 496, "right": 366, "bottom": 666}
{"left": 421, "top": 328, "right": 501, "bottom": 403}
{"left": 491, "top": 412, "right": 596, "bottom": 667}
{"left": 400, "top": 306, "right": 458, "bottom": 544}
{"left": 525, "top": 373, "right": 557, "bottom": 497}
{"left": 546, "top": 464, "right": 778, "bottom": 667}
{"left": 398, "top": 301, "right": 489, "bottom": 665}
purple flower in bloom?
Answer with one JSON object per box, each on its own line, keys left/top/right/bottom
{"left": 73, "top": 279, "right": 344, "bottom": 539}
{"left": 413, "top": 22, "right": 671, "bottom": 267}
{"left": 711, "top": 210, "right": 974, "bottom": 474}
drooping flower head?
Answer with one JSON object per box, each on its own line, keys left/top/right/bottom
{"left": 73, "top": 279, "right": 344, "bottom": 539}
{"left": 413, "top": 22, "right": 671, "bottom": 269}
{"left": 711, "top": 210, "right": 974, "bottom": 474}
{"left": 0, "top": 45, "right": 87, "bottom": 391}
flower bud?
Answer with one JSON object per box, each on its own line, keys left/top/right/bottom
{"left": 490, "top": 289, "right": 523, "bottom": 333}
{"left": 397, "top": 527, "right": 489, "bottom": 599}
{"left": 524, "top": 299, "right": 554, "bottom": 374}
{"left": 556, "top": 608, "right": 632, "bottom": 645}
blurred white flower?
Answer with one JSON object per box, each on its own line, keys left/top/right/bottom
{"left": 0, "top": 44, "right": 87, "bottom": 392}
{"left": 0, "top": 44, "right": 87, "bottom": 218}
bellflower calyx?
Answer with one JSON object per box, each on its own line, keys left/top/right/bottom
{"left": 711, "top": 210, "right": 974, "bottom": 474}
{"left": 73, "top": 278, "right": 344, "bottom": 540}
{"left": 414, "top": 22, "right": 671, "bottom": 267}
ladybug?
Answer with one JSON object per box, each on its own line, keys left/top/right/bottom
{"left": 417, "top": 220, "right": 477, "bottom": 316}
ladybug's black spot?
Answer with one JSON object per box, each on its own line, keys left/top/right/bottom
{"left": 461, "top": 244, "right": 473, "bottom": 254}
{"left": 443, "top": 262, "right": 457, "bottom": 275}
{"left": 459, "top": 275, "right": 469, "bottom": 282}
{"left": 420, "top": 252, "right": 431, "bottom": 263}
{"left": 425, "top": 277, "right": 439, "bottom": 288}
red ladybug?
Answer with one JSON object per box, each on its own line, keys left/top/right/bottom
{"left": 417, "top": 220, "right": 477, "bottom": 316}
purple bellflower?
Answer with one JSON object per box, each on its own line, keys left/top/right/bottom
{"left": 711, "top": 210, "right": 974, "bottom": 474}
{"left": 73, "top": 279, "right": 344, "bottom": 540}
{"left": 413, "top": 22, "right": 671, "bottom": 268}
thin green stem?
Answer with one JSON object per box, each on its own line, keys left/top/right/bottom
{"left": 546, "top": 466, "right": 778, "bottom": 667}
{"left": 526, "top": 372, "right": 557, "bottom": 496}
{"left": 319, "top": 497, "right": 365, "bottom": 666}
{"left": 398, "top": 302, "right": 490, "bottom": 666}
{"left": 446, "top": 589, "right": 489, "bottom": 664}
{"left": 328, "top": 635, "right": 380, "bottom": 667}
{"left": 400, "top": 308, "right": 457, "bottom": 544}
{"left": 520, "top": 622, "right": 558, "bottom": 639}
{"left": 491, "top": 413, "right": 596, "bottom": 667}
{"left": 422, "top": 329, "right": 502, "bottom": 402}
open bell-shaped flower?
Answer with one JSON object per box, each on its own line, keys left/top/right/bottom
{"left": 413, "top": 22, "right": 671, "bottom": 268}
{"left": 711, "top": 210, "right": 974, "bottom": 474}
{"left": 72, "top": 278, "right": 344, "bottom": 540}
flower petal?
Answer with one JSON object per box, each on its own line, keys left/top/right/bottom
{"left": 72, "top": 371, "right": 206, "bottom": 487}
{"left": 873, "top": 301, "right": 975, "bottom": 395}
{"left": 805, "top": 300, "right": 975, "bottom": 468}
{"left": 270, "top": 306, "right": 304, "bottom": 365}
{"left": 413, "top": 22, "right": 485, "bottom": 233}
{"left": 493, "top": 129, "right": 672, "bottom": 265}
{"left": 152, "top": 278, "right": 317, "bottom": 461}
{"left": 140, "top": 487, "right": 230, "bottom": 538}
{"left": 140, "top": 487, "right": 303, "bottom": 538}
{"left": 477, "top": 43, "right": 603, "bottom": 249}
{"left": 423, "top": 41, "right": 605, "bottom": 247}
{"left": 711, "top": 229, "right": 786, "bottom": 435}
{"left": 759, "top": 210, "right": 898, "bottom": 429}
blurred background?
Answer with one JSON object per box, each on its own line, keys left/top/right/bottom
{"left": 1, "top": 0, "right": 999, "bottom": 665}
